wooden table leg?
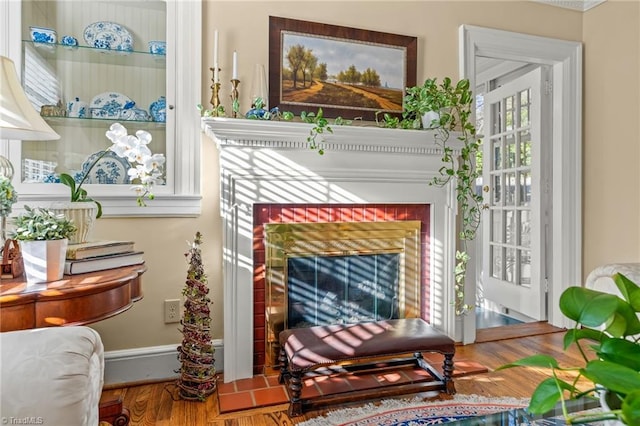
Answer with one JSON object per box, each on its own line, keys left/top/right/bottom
{"left": 99, "top": 397, "right": 130, "bottom": 426}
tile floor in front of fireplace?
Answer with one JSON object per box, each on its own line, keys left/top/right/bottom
{"left": 216, "top": 353, "right": 488, "bottom": 413}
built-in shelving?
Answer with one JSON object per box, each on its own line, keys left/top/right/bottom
{"left": 23, "top": 40, "right": 166, "bottom": 68}
{"left": 43, "top": 116, "right": 166, "bottom": 129}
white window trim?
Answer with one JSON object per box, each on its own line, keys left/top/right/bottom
{"left": 0, "top": 0, "right": 202, "bottom": 217}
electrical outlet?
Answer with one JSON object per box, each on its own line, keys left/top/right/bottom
{"left": 164, "top": 299, "right": 180, "bottom": 323}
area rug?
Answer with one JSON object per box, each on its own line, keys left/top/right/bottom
{"left": 297, "top": 394, "right": 530, "bottom": 426}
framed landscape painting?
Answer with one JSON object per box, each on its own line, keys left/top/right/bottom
{"left": 269, "top": 16, "right": 417, "bottom": 121}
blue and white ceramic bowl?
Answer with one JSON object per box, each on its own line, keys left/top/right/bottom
{"left": 30, "top": 26, "right": 57, "bottom": 44}
{"left": 60, "top": 35, "right": 78, "bottom": 47}
{"left": 149, "top": 96, "right": 166, "bottom": 122}
{"left": 148, "top": 41, "right": 166, "bottom": 55}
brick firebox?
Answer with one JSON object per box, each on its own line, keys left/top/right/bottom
{"left": 253, "top": 203, "right": 431, "bottom": 374}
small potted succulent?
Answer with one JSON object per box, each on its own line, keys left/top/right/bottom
{"left": 498, "top": 273, "right": 640, "bottom": 424}
{"left": 11, "top": 206, "right": 77, "bottom": 284}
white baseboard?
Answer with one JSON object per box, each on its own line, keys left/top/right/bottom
{"left": 104, "top": 339, "right": 224, "bottom": 386}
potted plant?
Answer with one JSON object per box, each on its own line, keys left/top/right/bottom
{"left": 498, "top": 273, "right": 640, "bottom": 424}
{"left": 402, "top": 77, "right": 451, "bottom": 129}
{"left": 0, "top": 175, "right": 18, "bottom": 243}
{"left": 11, "top": 206, "right": 77, "bottom": 284}
{"left": 51, "top": 122, "right": 165, "bottom": 244}
{"left": 405, "top": 77, "right": 482, "bottom": 315}
{"left": 376, "top": 77, "right": 482, "bottom": 315}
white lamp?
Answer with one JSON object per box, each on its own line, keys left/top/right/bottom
{"left": 0, "top": 55, "right": 59, "bottom": 259}
{"left": 0, "top": 55, "right": 60, "bottom": 179}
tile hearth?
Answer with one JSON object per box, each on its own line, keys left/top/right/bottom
{"left": 217, "top": 354, "right": 488, "bottom": 413}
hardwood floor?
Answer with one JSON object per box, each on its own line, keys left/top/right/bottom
{"left": 101, "top": 325, "right": 587, "bottom": 425}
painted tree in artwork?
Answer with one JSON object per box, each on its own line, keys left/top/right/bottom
{"left": 176, "top": 232, "right": 217, "bottom": 400}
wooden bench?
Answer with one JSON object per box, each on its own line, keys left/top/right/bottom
{"left": 278, "top": 318, "right": 456, "bottom": 417}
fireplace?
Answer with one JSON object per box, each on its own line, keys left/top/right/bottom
{"left": 203, "top": 118, "right": 460, "bottom": 383}
{"left": 261, "top": 214, "right": 427, "bottom": 369}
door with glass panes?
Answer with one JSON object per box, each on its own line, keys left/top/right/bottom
{"left": 482, "top": 67, "right": 546, "bottom": 320}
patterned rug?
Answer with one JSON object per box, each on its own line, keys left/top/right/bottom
{"left": 297, "top": 394, "right": 530, "bottom": 426}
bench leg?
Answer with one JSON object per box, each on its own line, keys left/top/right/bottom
{"left": 287, "top": 372, "right": 303, "bottom": 417}
{"left": 443, "top": 352, "right": 456, "bottom": 394}
{"left": 278, "top": 348, "right": 290, "bottom": 384}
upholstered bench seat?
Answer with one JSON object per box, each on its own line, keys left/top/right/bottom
{"left": 278, "top": 318, "right": 456, "bottom": 416}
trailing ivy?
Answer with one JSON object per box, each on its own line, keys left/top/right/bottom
{"left": 428, "top": 77, "right": 484, "bottom": 315}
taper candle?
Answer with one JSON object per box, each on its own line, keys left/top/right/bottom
{"left": 213, "top": 30, "right": 219, "bottom": 66}
{"left": 232, "top": 51, "right": 238, "bottom": 80}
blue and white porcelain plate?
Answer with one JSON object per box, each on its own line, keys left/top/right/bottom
{"left": 83, "top": 21, "right": 133, "bottom": 51}
{"left": 81, "top": 150, "right": 130, "bottom": 184}
{"left": 90, "top": 92, "right": 132, "bottom": 119}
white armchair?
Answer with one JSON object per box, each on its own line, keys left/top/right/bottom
{"left": 0, "top": 326, "right": 106, "bottom": 426}
{"left": 585, "top": 263, "right": 640, "bottom": 339}
{"left": 585, "top": 262, "right": 640, "bottom": 294}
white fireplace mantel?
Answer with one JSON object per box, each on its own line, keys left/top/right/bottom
{"left": 203, "top": 117, "right": 461, "bottom": 382}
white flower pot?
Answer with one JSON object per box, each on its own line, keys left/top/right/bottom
{"left": 49, "top": 201, "right": 98, "bottom": 244}
{"left": 21, "top": 239, "right": 68, "bottom": 285}
{"left": 421, "top": 110, "right": 440, "bottom": 129}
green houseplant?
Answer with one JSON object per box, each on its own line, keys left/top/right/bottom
{"left": 498, "top": 273, "right": 640, "bottom": 424}
{"left": 11, "top": 206, "right": 77, "bottom": 284}
{"left": 402, "top": 77, "right": 452, "bottom": 130}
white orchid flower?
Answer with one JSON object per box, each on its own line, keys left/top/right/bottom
{"left": 59, "top": 122, "right": 166, "bottom": 214}
{"left": 105, "top": 123, "right": 128, "bottom": 142}
{"left": 135, "top": 130, "right": 153, "bottom": 145}
{"left": 144, "top": 154, "right": 166, "bottom": 172}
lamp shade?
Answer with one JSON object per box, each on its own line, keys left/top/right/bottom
{"left": 0, "top": 55, "right": 60, "bottom": 141}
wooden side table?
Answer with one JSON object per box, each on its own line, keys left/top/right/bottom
{"left": 0, "top": 264, "right": 146, "bottom": 331}
{"left": 0, "top": 264, "right": 147, "bottom": 426}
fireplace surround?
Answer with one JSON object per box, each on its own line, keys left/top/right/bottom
{"left": 203, "top": 118, "right": 462, "bottom": 383}
{"left": 263, "top": 216, "right": 425, "bottom": 369}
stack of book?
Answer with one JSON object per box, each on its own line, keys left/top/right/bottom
{"left": 64, "top": 240, "right": 144, "bottom": 275}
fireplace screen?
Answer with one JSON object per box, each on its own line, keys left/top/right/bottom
{"left": 264, "top": 220, "right": 422, "bottom": 368}
{"left": 287, "top": 253, "right": 400, "bottom": 328}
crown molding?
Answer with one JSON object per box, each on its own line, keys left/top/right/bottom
{"left": 532, "top": 0, "right": 607, "bottom": 12}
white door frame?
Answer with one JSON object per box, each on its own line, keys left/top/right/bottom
{"left": 459, "top": 25, "right": 583, "bottom": 343}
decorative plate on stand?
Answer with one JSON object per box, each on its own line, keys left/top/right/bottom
{"left": 90, "top": 92, "right": 132, "bottom": 119}
{"left": 81, "top": 151, "right": 130, "bottom": 184}
{"left": 83, "top": 21, "right": 133, "bottom": 51}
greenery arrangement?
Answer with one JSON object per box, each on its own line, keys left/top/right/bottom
{"left": 199, "top": 98, "right": 353, "bottom": 156}
{"left": 0, "top": 175, "right": 18, "bottom": 217}
{"left": 58, "top": 123, "right": 166, "bottom": 218}
{"left": 11, "top": 206, "right": 77, "bottom": 241}
{"left": 176, "top": 231, "right": 217, "bottom": 401}
{"left": 498, "top": 273, "right": 640, "bottom": 425}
